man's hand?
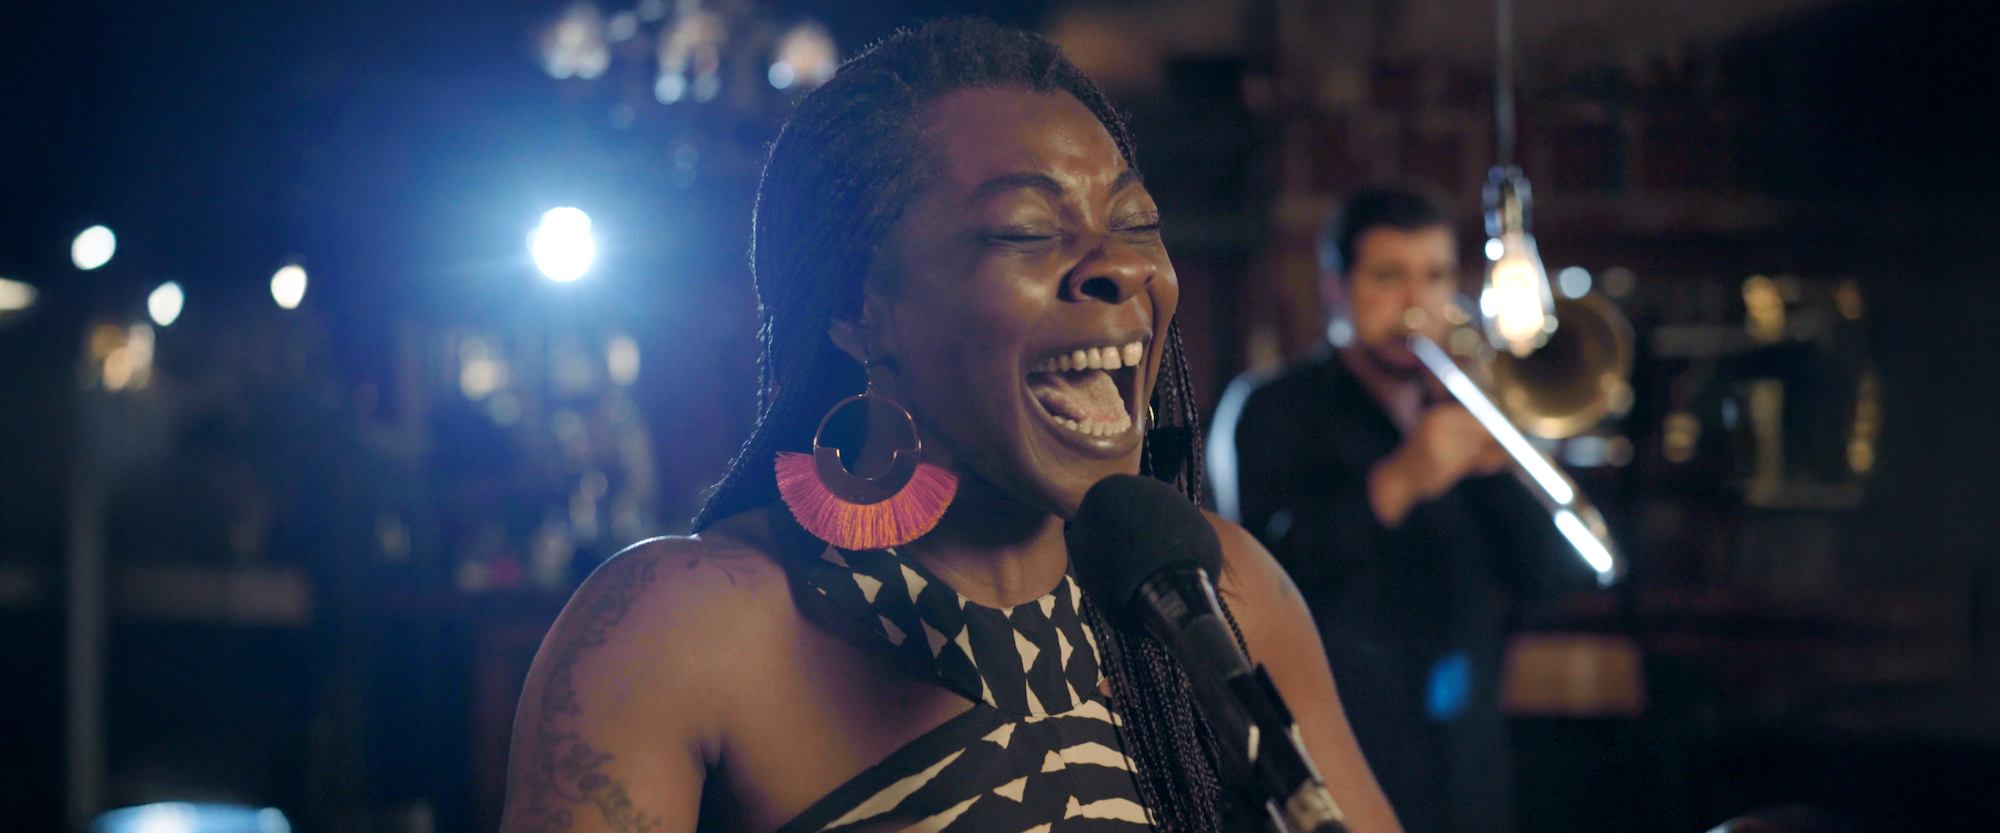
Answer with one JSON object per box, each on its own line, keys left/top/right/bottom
{"left": 1367, "top": 404, "right": 1510, "bottom": 526}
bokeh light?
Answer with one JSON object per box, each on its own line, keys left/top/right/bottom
{"left": 0, "top": 277, "right": 37, "bottom": 312}
{"left": 458, "top": 337, "right": 509, "bottom": 400}
{"left": 537, "top": 1, "right": 609, "bottom": 80}
{"left": 148, "top": 281, "right": 185, "bottom": 326}
{"left": 654, "top": 73, "right": 687, "bottom": 103}
{"left": 91, "top": 323, "right": 155, "bottom": 392}
{"left": 1557, "top": 266, "right": 1592, "bottom": 299}
{"left": 73, "top": 225, "right": 117, "bottom": 270}
{"left": 271, "top": 264, "right": 308, "bottom": 309}
{"left": 772, "top": 22, "right": 838, "bottom": 90}
{"left": 607, "top": 334, "right": 640, "bottom": 385}
{"left": 530, "top": 207, "right": 595, "bottom": 281}
{"left": 91, "top": 802, "right": 290, "bottom": 833}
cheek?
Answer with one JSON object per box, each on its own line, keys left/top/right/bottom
{"left": 1422, "top": 279, "right": 1458, "bottom": 307}
{"left": 1349, "top": 284, "right": 1398, "bottom": 331}
{"left": 1153, "top": 263, "right": 1180, "bottom": 322}
{"left": 896, "top": 270, "right": 1047, "bottom": 399}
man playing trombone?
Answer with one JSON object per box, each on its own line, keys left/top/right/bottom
{"left": 1209, "top": 188, "right": 1595, "bottom": 833}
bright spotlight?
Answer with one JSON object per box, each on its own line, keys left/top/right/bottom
{"left": 148, "top": 282, "right": 184, "bottom": 326}
{"left": 0, "top": 277, "right": 37, "bottom": 312}
{"left": 271, "top": 264, "right": 308, "bottom": 309}
{"left": 73, "top": 225, "right": 117, "bottom": 270}
{"left": 530, "top": 207, "right": 595, "bottom": 282}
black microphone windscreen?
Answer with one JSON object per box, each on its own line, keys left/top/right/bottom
{"left": 1068, "top": 474, "right": 1224, "bottom": 623}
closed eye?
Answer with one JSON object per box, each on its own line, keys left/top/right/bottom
{"left": 1113, "top": 213, "right": 1163, "bottom": 240}
{"left": 980, "top": 225, "right": 1064, "bottom": 248}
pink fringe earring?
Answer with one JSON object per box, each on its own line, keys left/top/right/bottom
{"left": 775, "top": 389, "right": 957, "bottom": 550}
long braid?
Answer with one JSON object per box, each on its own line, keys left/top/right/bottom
{"left": 694, "top": 19, "right": 1237, "bottom": 833}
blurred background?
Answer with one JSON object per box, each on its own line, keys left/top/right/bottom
{"left": 3, "top": 0, "right": 1997, "bottom": 831}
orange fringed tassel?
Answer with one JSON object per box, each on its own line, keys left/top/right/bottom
{"left": 775, "top": 452, "right": 958, "bottom": 550}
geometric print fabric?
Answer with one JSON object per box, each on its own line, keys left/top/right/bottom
{"left": 771, "top": 694, "right": 1154, "bottom": 833}
{"left": 798, "top": 545, "right": 1104, "bottom": 718}
{"left": 777, "top": 541, "right": 1154, "bottom": 833}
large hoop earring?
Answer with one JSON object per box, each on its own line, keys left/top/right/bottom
{"left": 774, "top": 385, "right": 958, "bottom": 550}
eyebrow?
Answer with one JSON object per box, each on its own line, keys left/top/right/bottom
{"left": 966, "top": 167, "right": 1147, "bottom": 204}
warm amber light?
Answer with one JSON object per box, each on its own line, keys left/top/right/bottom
{"left": 1484, "top": 232, "right": 1553, "bottom": 357}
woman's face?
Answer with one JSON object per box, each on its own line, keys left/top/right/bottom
{"left": 862, "top": 86, "right": 1177, "bottom": 519}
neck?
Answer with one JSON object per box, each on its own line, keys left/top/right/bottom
{"left": 901, "top": 473, "right": 1071, "bottom": 609}
{"left": 1339, "top": 342, "right": 1426, "bottom": 431}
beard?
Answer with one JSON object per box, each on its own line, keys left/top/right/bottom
{"left": 1351, "top": 336, "right": 1426, "bottom": 380}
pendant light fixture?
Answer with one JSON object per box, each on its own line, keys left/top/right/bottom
{"left": 1481, "top": 0, "right": 1556, "bottom": 358}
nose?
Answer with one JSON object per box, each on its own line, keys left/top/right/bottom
{"left": 1061, "top": 235, "right": 1152, "bottom": 305}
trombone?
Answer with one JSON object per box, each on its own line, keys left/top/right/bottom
{"left": 1406, "top": 292, "right": 1633, "bottom": 587}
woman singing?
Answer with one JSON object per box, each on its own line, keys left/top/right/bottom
{"left": 499, "top": 18, "right": 1400, "bottom": 833}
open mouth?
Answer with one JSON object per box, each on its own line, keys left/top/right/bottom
{"left": 1024, "top": 340, "right": 1144, "bottom": 441}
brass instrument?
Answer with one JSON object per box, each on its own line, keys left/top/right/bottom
{"left": 1408, "top": 291, "right": 1634, "bottom": 587}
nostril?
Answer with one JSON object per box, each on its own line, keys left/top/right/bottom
{"left": 1076, "top": 275, "right": 1122, "bottom": 304}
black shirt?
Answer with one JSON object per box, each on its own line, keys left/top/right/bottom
{"left": 1217, "top": 347, "right": 1588, "bottom": 833}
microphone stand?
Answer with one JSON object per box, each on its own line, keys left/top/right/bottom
{"left": 1138, "top": 568, "right": 1351, "bottom": 833}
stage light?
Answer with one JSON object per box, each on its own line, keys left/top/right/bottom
{"left": 530, "top": 207, "right": 595, "bottom": 282}
{"left": 768, "top": 62, "right": 795, "bottom": 89}
{"left": 73, "top": 225, "right": 117, "bottom": 270}
{"left": 271, "top": 264, "right": 308, "bottom": 309}
{"left": 0, "top": 277, "right": 36, "bottom": 312}
{"left": 147, "top": 282, "right": 184, "bottom": 327}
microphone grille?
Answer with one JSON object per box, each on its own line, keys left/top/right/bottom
{"left": 1067, "top": 474, "right": 1224, "bottom": 624}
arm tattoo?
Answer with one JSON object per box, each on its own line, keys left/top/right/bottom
{"left": 514, "top": 552, "right": 666, "bottom": 833}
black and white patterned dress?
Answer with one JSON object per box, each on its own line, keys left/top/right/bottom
{"left": 772, "top": 522, "right": 1156, "bottom": 833}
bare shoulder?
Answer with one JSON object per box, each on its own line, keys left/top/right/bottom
{"left": 500, "top": 511, "right": 796, "bottom": 833}
{"left": 1203, "top": 510, "right": 1301, "bottom": 610}
{"left": 552, "top": 515, "right": 791, "bottom": 683}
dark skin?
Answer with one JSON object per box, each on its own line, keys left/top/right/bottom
{"left": 498, "top": 87, "right": 1403, "bottom": 833}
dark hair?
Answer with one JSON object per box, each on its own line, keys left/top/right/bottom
{"left": 1317, "top": 186, "right": 1451, "bottom": 276}
{"left": 692, "top": 18, "right": 1226, "bottom": 833}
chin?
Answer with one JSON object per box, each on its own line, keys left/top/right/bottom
{"left": 1361, "top": 342, "right": 1425, "bottom": 377}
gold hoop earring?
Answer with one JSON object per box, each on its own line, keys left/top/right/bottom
{"left": 773, "top": 366, "right": 958, "bottom": 550}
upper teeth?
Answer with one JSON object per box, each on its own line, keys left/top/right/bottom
{"left": 1032, "top": 341, "right": 1145, "bottom": 373}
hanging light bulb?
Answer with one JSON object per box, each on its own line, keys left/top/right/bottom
{"left": 1481, "top": 166, "right": 1555, "bottom": 357}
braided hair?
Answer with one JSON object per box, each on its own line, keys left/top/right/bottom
{"left": 693, "top": 18, "right": 1229, "bottom": 833}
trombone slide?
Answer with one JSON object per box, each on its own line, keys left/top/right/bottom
{"left": 1408, "top": 334, "right": 1623, "bottom": 587}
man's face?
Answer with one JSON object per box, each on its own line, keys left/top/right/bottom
{"left": 1337, "top": 224, "right": 1458, "bottom": 376}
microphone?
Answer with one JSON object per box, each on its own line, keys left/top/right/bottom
{"left": 1069, "top": 474, "right": 1349, "bottom": 833}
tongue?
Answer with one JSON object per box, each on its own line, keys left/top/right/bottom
{"left": 1029, "top": 370, "right": 1126, "bottom": 423}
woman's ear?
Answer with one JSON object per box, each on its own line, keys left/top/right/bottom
{"left": 827, "top": 316, "right": 867, "bottom": 366}
{"left": 826, "top": 295, "right": 897, "bottom": 368}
